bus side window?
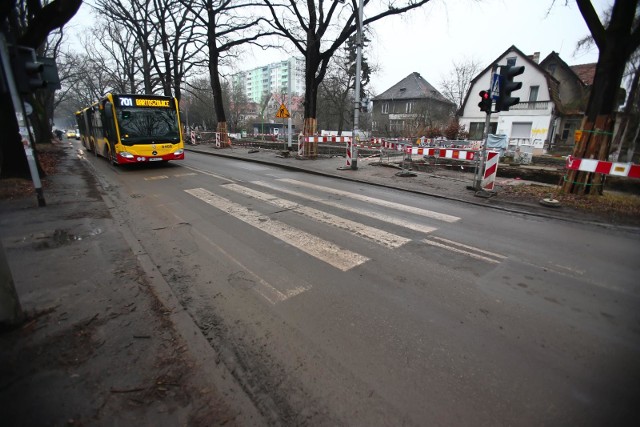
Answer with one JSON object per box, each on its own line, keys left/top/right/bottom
{"left": 103, "top": 102, "right": 117, "bottom": 139}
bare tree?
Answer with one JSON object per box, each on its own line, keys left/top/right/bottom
{"left": 93, "top": 0, "right": 158, "bottom": 93}
{"left": 180, "top": 0, "right": 276, "bottom": 145}
{"left": 563, "top": 0, "right": 640, "bottom": 194}
{"left": 93, "top": 19, "right": 143, "bottom": 93}
{"left": 183, "top": 77, "right": 217, "bottom": 131}
{"left": 1, "top": 0, "right": 81, "bottom": 179}
{"left": 261, "top": 0, "right": 433, "bottom": 136}
{"left": 439, "top": 58, "right": 481, "bottom": 111}
{"left": 317, "top": 33, "right": 374, "bottom": 133}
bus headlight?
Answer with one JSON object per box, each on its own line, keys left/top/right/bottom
{"left": 119, "top": 151, "right": 134, "bottom": 159}
{"left": 174, "top": 149, "right": 184, "bottom": 156}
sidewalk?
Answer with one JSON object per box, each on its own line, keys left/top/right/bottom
{"left": 0, "top": 144, "right": 261, "bottom": 426}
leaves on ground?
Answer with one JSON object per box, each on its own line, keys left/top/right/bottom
{"left": 0, "top": 143, "right": 62, "bottom": 200}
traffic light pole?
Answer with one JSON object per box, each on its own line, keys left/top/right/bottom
{"left": 473, "top": 64, "right": 497, "bottom": 192}
{"left": 473, "top": 110, "right": 492, "bottom": 191}
{"left": 0, "top": 33, "right": 45, "bottom": 207}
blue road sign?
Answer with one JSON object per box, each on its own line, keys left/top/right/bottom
{"left": 491, "top": 73, "right": 501, "bottom": 100}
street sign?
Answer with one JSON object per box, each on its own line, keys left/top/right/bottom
{"left": 276, "top": 103, "right": 290, "bottom": 118}
{"left": 490, "top": 73, "right": 500, "bottom": 100}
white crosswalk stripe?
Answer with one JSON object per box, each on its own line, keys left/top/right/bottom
{"left": 185, "top": 188, "right": 369, "bottom": 271}
{"left": 186, "top": 181, "right": 503, "bottom": 269}
{"left": 223, "top": 183, "right": 410, "bottom": 249}
{"left": 278, "top": 178, "right": 461, "bottom": 223}
{"left": 184, "top": 180, "right": 505, "bottom": 304}
{"left": 252, "top": 180, "right": 439, "bottom": 235}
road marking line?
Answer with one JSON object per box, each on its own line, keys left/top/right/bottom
{"left": 185, "top": 188, "right": 369, "bottom": 271}
{"left": 429, "top": 236, "right": 507, "bottom": 259}
{"left": 182, "top": 165, "right": 235, "bottom": 183}
{"left": 174, "top": 172, "right": 197, "bottom": 177}
{"left": 224, "top": 183, "right": 410, "bottom": 249}
{"left": 278, "top": 178, "right": 460, "bottom": 223}
{"left": 190, "top": 227, "right": 309, "bottom": 304}
{"left": 154, "top": 206, "right": 310, "bottom": 304}
{"left": 421, "top": 238, "right": 502, "bottom": 264}
{"left": 144, "top": 175, "right": 169, "bottom": 181}
{"left": 252, "top": 181, "right": 438, "bottom": 235}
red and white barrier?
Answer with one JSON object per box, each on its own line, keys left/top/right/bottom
{"left": 566, "top": 155, "right": 640, "bottom": 179}
{"left": 190, "top": 130, "right": 195, "bottom": 145}
{"left": 306, "top": 135, "right": 352, "bottom": 143}
{"left": 482, "top": 151, "right": 500, "bottom": 191}
{"left": 382, "top": 140, "right": 408, "bottom": 152}
{"left": 407, "top": 147, "right": 478, "bottom": 161}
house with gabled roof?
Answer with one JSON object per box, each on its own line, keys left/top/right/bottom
{"left": 458, "top": 45, "right": 597, "bottom": 155}
{"left": 372, "top": 72, "right": 456, "bottom": 137}
{"left": 539, "top": 52, "right": 596, "bottom": 150}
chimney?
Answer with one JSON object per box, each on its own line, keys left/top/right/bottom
{"left": 532, "top": 52, "right": 540, "bottom": 64}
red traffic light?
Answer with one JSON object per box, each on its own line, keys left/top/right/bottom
{"left": 478, "top": 90, "right": 492, "bottom": 113}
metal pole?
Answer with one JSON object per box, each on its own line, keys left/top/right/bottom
{"left": 351, "top": 0, "right": 364, "bottom": 170}
{"left": 0, "top": 33, "right": 45, "bottom": 206}
{"left": 473, "top": 111, "right": 492, "bottom": 191}
{"left": 287, "top": 60, "right": 292, "bottom": 149}
{"left": 473, "top": 64, "right": 497, "bottom": 191}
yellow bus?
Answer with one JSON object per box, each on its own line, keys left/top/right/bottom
{"left": 75, "top": 93, "right": 184, "bottom": 164}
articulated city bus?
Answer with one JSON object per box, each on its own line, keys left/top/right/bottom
{"left": 75, "top": 93, "right": 184, "bottom": 164}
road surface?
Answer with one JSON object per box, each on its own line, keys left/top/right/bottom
{"left": 84, "top": 148, "right": 640, "bottom": 426}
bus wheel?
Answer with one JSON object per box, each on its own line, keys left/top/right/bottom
{"left": 103, "top": 145, "right": 111, "bottom": 162}
{"left": 109, "top": 149, "right": 118, "bottom": 166}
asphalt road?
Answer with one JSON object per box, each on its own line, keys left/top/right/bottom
{"left": 85, "top": 148, "right": 640, "bottom": 426}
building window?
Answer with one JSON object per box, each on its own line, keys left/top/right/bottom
{"left": 382, "top": 103, "right": 389, "bottom": 114}
{"left": 511, "top": 122, "right": 533, "bottom": 139}
{"left": 469, "top": 122, "right": 497, "bottom": 140}
{"left": 506, "top": 56, "right": 517, "bottom": 66}
{"left": 529, "top": 86, "right": 539, "bottom": 102}
{"left": 406, "top": 102, "right": 413, "bottom": 113}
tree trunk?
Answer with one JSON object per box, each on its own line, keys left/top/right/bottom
{"left": 0, "top": 95, "right": 31, "bottom": 179}
{"left": 216, "top": 122, "right": 231, "bottom": 147}
{"left": 0, "top": 241, "right": 24, "bottom": 327}
{"left": 562, "top": 115, "right": 614, "bottom": 195}
{"left": 206, "top": 6, "right": 229, "bottom": 148}
{"left": 564, "top": 0, "right": 640, "bottom": 194}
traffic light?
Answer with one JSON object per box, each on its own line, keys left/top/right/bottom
{"left": 496, "top": 65, "right": 524, "bottom": 112}
{"left": 11, "top": 46, "right": 45, "bottom": 94}
{"left": 478, "top": 90, "right": 492, "bottom": 113}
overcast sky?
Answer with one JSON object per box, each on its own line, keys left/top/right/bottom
{"left": 364, "top": 0, "right": 608, "bottom": 94}
{"left": 67, "top": 0, "right": 609, "bottom": 95}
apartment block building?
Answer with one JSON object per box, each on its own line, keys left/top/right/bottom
{"left": 232, "top": 57, "right": 305, "bottom": 103}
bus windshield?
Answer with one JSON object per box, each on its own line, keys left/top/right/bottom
{"left": 118, "top": 107, "right": 180, "bottom": 144}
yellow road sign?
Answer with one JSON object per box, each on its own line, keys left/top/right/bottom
{"left": 276, "top": 103, "right": 290, "bottom": 118}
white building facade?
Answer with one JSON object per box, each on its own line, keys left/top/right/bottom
{"left": 232, "top": 57, "right": 305, "bottom": 103}
{"left": 459, "top": 46, "right": 559, "bottom": 155}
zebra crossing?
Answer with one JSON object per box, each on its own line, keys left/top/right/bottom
{"left": 184, "top": 178, "right": 505, "bottom": 273}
